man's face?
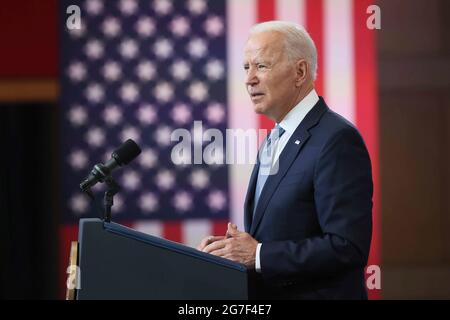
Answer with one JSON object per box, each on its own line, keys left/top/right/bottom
{"left": 244, "top": 31, "right": 298, "bottom": 120}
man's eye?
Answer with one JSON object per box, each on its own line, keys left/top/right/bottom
{"left": 257, "top": 64, "right": 267, "bottom": 69}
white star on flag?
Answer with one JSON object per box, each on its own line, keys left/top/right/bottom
{"left": 85, "top": 39, "right": 104, "bottom": 59}
{"left": 103, "top": 105, "right": 123, "bottom": 126}
{"left": 119, "top": 0, "right": 138, "bottom": 15}
{"left": 136, "top": 104, "right": 157, "bottom": 125}
{"left": 153, "top": 0, "right": 173, "bottom": 15}
{"left": 190, "top": 169, "right": 210, "bottom": 190}
{"left": 135, "top": 17, "right": 155, "bottom": 37}
{"left": 121, "top": 170, "right": 141, "bottom": 191}
{"left": 187, "top": 0, "right": 207, "bottom": 15}
{"left": 67, "top": 61, "right": 87, "bottom": 82}
{"left": 173, "top": 191, "right": 193, "bottom": 212}
{"left": 85, "top": 83, "right": 105, "bottom": 103}
{"left": 188, "top": 81, "right": 208, "bottom": 103}
{"left": 153, "top": 38, "right": 173, "bottom": 59}
{"left": 207, "top": 190, "right": 226, "bottom": 211}
{"left": 154, "top": 82, "right": 174, "bottom": 103}
{"left": 170, "top": 60, "right": 191, "bottom": 81}
{"left": 187, "top": 38, "right": 208, "bottom": 59}
{"left": 67, "top": 105, "right": 88, "bottom": 126}
{"left": 154, "top": 125, "right": 173, "bottom": 147}
{"left": 102, "top": 17, "right": 121, "bottom": 37}
{"left": 70, "top": 194, "right": 89, "bottom": 215}
{"left": 102, "top": 61, "right": 122, "bottom": 81}
{"left": 68, "top": 149, "right": 89, "bottom": 170}
{"left": 139, "top": 148, "right": 158, "bottom": 169}
{"left": 139, "top": 192, "right": 159, "bottom": 213}
{"left": 171, "top": 103, "right": 192, "bottom": 124}
{"left": 119, "top": 38, "right": 139, "bottom": 59}
{"left": 85, "top": 127, "right": 106, "bottom": 147}
{"left": 85, "top": 0, "right": 104, "bottom": 16}
{"left": 120, "top": 82, "right": 139, "bottom": 103}
{"left": 204, "top": 102, "right": 225, "bottom": 124}
{"left": 170, "top": 16, "right": 190, "bottom": 37}
{"left": 155, "top": 169, "right": 175, "bottom": 191}
{"left": 136, "top": 61, "right": 156, "bottom": 81}
{"left": 205, "top": 59, "right": 224, "bottom": 80}
{"left": 204, "top": 16, "right": 224, "bottom": 37}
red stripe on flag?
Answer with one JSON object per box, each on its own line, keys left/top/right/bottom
{"left": 257, "top": 0, "right": 276, "bottom": 22}
{"left": 212, "top": 220, "right": 229, "bottom": 236}
{"left": 353, "top": 0, "right": 380, "bottom": 299}
{"left": 306, "top": 0, "right": 324, "bottom": 96}
{"left": 163, "top": 221, "right": 183, "bottom": 243}
{"left": 256, "top": 0, "right": 276, "bottom": 131}
{"left": 259, "top": 110, "right": 275, "bottom": 131}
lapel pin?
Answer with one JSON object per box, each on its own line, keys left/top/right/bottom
{"left": 295, "top": 140, "right": 300, "bottom": 145}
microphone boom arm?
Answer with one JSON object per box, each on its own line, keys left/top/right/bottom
{"left": 103, "top": 175, "right": 120, "bottom": 223}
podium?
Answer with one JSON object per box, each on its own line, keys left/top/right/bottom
{"left": 69, "top": 218, "right": 249, "bottom": 300}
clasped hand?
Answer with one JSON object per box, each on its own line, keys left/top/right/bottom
{"left": 197, "top": 223, "right": 258, "bottom": 268}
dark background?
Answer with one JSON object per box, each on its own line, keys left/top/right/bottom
{"left": 0, "top": 103, "right": 59, "bottom": 299}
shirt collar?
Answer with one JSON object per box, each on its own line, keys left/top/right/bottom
{"left": 277, "top": 89, "right": 319, "bottom": 135}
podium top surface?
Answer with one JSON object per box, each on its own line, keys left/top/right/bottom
{"left": 79, "top": 218, "right": 247, "bottom": 272}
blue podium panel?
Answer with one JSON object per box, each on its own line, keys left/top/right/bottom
{"left": 76, "top": 219, "right": 248, "bottom": 300}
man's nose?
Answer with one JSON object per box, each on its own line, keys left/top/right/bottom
{"left": 245, "top": 69, "right": 258, "bottom": 86}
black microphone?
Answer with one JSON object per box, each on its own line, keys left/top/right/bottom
{"left": 80, "top": 139, "right": 141, "bottom": 191}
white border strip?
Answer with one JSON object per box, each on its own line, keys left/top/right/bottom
{"left": 182, "top": 219, "right": 212, "bottom": 248}
{"left": 276, "top": 0, "right": 306, "bottom": 26}
{"left": 324, "top": 0, "right": 355, "bottom": 123}
{"left": 227, "top": 0, "right": 257, "bottom": 230}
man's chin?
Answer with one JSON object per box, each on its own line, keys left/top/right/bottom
{"left": 253, "top": 105, "right": 277, "bottom": 121}
{"left": 253, "top": 104, "right": 266, "bottom": 115}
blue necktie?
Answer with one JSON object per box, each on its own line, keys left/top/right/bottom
{"left": 253, "top": 124, "right": 285, "bottom": 216}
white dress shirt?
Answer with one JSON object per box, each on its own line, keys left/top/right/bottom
{"left": 255, "top": 89, "right": 319, "bottom": 272}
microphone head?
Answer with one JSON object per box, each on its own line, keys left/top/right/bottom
{"left": 112, "top": 139, "right": 141, "bottom": 166}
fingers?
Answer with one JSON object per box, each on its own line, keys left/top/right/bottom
{"left": 209, "top": 248, "right": 228, "bottom": 257}
{"left": 225, "top": 222, "right": 239, "bottom": 238}
{"left": 203, "top": 238, "right": 230, "bottom": 253}
{"left": 198, "top": 223, "right": 239, "bottom": 251}
{"left": 197, "top": 235, "right": 225, "bottom": 251}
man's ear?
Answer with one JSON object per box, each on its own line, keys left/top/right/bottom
{"left": 295, "top": 59, "right": 308, "bottom": 87}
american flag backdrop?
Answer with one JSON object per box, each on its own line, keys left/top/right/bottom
{"left": 59, "top": 0, "right": 379, "bottom": 299}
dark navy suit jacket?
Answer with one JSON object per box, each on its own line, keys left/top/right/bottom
{"left": 244, "top": 97, "right": 373, "bottom": 299}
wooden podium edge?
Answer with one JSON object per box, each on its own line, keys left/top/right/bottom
{"left": 65, "top": 241, "right": 79, "bottom": 300}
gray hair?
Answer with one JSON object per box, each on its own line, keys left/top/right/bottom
{"left": 249, "top": 21, "right": 317, "bottom": 81}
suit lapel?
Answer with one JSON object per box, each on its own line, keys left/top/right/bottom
{"left": 248, "top": 98, "right": 329, "bottom": 236}
{"left": 249, "top": 130, "right": 310, "bottom": 235}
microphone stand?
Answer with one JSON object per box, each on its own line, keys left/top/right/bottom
{"left": 103, "top": 175, "right": 120, "bottom": 223}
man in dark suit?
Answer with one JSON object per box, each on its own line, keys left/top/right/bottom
{"left": 198, "top": 21, "right": 373, "bottom": 299}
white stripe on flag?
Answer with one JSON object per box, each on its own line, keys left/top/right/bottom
{"left": 276, "top": 0, "right": 306, "bottom": 26}
{"left": 324, "top": 0, "right": 355, "bottom": 123}
{"left": 182, "top": 220, "right": 212, "bottom": 248}
{"left": 227, "top": 0, "right": 257, "bottom": 231}
{"left": 133, "top": 220, "right": 163, "bottom": 238}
